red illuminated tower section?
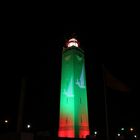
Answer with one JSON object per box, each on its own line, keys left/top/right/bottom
{"left": 58, "top": 38, "right": 90, "bottom": 138}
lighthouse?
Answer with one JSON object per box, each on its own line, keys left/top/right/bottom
{"left": 58, "top": 38, "right": 90, "bottom": 138}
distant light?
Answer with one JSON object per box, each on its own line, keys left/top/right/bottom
{"left": 94, "top": 131, "right": 97, "bottom": 135}
{"left": 130, "top": 128, "right": 134, "bottom": 131}
{"left": 27, "top": 124, "right": 31, "bottom": 129}
{"left": 121, "top": 128, "right": 124, "bottom": 131}
{"left": 134, "top": 135, "right": 137, "bottom": 138}
{"left": 4, "top": 120, "right": 8, "bottom": 123}
{"left": 117, "top": 133, "right": 120, "bottom": 136}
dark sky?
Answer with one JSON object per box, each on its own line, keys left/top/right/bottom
{"left": 1, "top": 8, "right": 139, "bottom": 137}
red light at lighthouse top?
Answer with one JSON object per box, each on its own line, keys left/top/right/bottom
{"left": 66, "top": 38, "right": 80, "bottom": 48}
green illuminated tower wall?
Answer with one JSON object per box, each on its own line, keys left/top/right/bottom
{"left": 58, "top": 44, "right": 90, "bottom": 138}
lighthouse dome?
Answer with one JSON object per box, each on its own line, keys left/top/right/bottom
{"left": 67, "top": 38, "right": 79, "bottom": 48}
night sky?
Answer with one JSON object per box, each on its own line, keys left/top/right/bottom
{"left": 1, "top": 8, "right": 139, "bottom": 138}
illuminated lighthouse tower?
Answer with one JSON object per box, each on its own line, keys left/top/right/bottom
{"left": 58, "top": 38, "right": 90, "bottom": 138}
